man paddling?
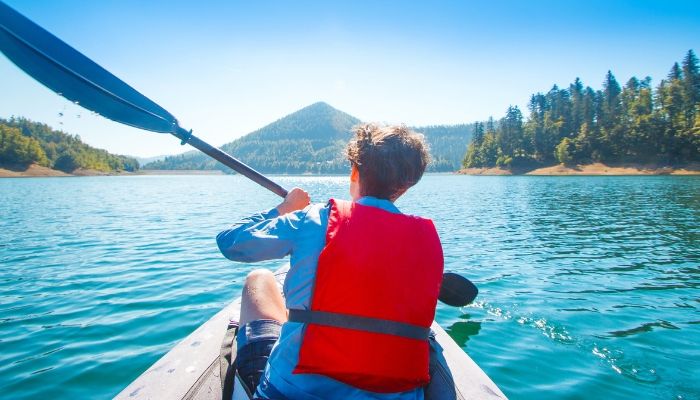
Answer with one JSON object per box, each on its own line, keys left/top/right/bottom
{"left": 217, "top": 123, "right": 444, "bottom": 399}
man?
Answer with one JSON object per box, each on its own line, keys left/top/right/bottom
{"left": 218, "top": 123, "right": 444, "bottom": 399}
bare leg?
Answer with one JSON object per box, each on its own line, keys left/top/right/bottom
{"left": 240, "top": 269, "right": 287, "bottom": 325}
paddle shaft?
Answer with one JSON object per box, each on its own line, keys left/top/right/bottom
{"left": 178, "top": 130, "right": 288, "bottom": 198}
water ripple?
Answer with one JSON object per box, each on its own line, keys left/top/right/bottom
{"left": 606, "top": 320, "right": 680, "bottom": 338}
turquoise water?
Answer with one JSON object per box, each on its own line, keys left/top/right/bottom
{"left": 0, "top": 175, "right": 698, "bottom": 399}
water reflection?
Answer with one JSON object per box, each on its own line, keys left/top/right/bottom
{"left": 446, "top": 315, "right": 482, "bottom": 348}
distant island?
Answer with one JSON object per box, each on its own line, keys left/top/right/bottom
{"left": 460, "top": 50, "right": 700, "bottom": 175}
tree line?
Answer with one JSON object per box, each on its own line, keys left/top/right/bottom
{"left": 0, "top": 117, "right": 139, "bottom": 172}
{"left": 464, "top": 50, "right": 700, "bottom": 169}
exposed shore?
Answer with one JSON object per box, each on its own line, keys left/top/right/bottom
{"left": 0, "top": 164, "right": 72, "bottom": 177}
{"left": 459, "top": 162, "right": 700, "bottom": 176}
{"left": 0, "top": 165, "right": 224, "bottom": 178}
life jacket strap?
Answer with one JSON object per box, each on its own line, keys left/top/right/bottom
{"left": 288, "top": 309, "right": 430, "bottom": 341}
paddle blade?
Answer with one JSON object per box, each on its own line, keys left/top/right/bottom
{"left": 0, "top": 1, "right": 177, "bottom": 133}
{"left": 439, "top": 273, "right": 478, "bottom": 307}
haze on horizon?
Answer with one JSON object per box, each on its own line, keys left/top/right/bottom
{"left": 1, "top": 0, "right": 699, "bottom": 158}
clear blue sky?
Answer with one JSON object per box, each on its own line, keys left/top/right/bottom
{"left": 1, "top": 0, "right": 699, "bottom": 157}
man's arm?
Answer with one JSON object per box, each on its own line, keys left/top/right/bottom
{"left": 216, "top": 188, "right": 311, "bottom": 262}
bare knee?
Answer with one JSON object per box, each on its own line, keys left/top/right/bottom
{"left": 244, "top": 269, "right": 275, "bottom": 287}
{"left": 240, "top": 268, "right": 286, "bottom": 325}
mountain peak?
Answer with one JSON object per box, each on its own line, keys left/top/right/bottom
{"left": 239, "top": 102, "right": 360, "bottom": 142}
{"left": 304, "top": 101, "right": 335, "bottom": 111}
{"left": 298, "top": 101, "right": 346, "bottom": 116}
{"left": 282, "top": 101, "right": 348, "bottom": 122}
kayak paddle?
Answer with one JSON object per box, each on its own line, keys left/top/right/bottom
{"left": 0, "top": 1, "right": 287, "bottom": 198}
{"left": 0, "top": 2, "right": 480, "bottom": 307}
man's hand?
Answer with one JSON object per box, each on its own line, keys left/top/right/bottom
{"left": 276, "top": 187, "right": 310, "bottom": 215}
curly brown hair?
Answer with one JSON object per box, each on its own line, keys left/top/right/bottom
{"left": 346, "top": 123, "right": 431, "bottom": 200}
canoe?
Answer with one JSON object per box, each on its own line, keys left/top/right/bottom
{"left": 115, "top": 265, "right": 507, "bottom": 400}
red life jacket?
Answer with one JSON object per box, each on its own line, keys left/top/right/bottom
{"left": 290, "top": 199, "right": 444, "bottom": 393}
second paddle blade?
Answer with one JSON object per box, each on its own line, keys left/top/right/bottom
{"left": 439, "top": 272, "right": 478, "bottom": 307}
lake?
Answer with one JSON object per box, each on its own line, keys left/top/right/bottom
{"left": 0, "top": 174, "right": 698, "bottom": 399}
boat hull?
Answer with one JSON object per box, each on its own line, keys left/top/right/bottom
{"left": 115, "top": 266, "right": 506, "bottom": 400}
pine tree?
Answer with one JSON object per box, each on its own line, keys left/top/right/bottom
{"left": 599, "top": 71, "right": 623, "bottom": 159}
{"left": 582, "top": 87, "right": 598, "bottom": 133}
{"left": 668, "top": 62, "right": 682, "bottom": 80}
{"left": 570, "top": 78, "right": 585, "bottom": 135}
{"left": 659, "top": 64, "right": 687, "bottom": 161}
{"left": 524, "top": 93, "right": 547, "bottom": 161}
{"left": 601, "top": 71, "right": 622, "bottom": 129}
{"left": 497, "top": 106, "right": 524, "bottom": 160}
{"left": 485, "top": 117, "right": 496, "bottom": 134}
{"left": 473, "top": 122, "right": 485, "bottom": 144}
{"left": 681, "top": 50, "right": 700, "bottom": 130}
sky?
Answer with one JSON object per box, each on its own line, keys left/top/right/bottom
{"left": 1, "top": 0, "right": 699, "bottom": 158}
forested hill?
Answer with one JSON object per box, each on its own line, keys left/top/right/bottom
{"left": 419, "top": 124, "right": 474, "bottom": 171}
{"left": 464, "top": 50, "right": 700, "bottom": 169}
{"left": 0, "top": 117, "right": 139, "bottom": 173}
{"left": 145, "top": 102, "right": 472, "bottom": 173}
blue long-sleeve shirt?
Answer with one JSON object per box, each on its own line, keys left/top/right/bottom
{"left": 217, "top": 197, "right": 424, "bottom": 400}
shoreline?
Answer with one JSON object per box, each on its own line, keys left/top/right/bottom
{"left": 4, "top": 163, "right": 700, "bottom": 178}
{"left": 459, "top": 162, "right": 700, "bottom": 176}
{"left": 0, "top": 165, "right": 226, "bottom": 178}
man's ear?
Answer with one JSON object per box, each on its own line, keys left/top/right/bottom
{"left": 350, "top": 164, "right": 360, "bottom": 183}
